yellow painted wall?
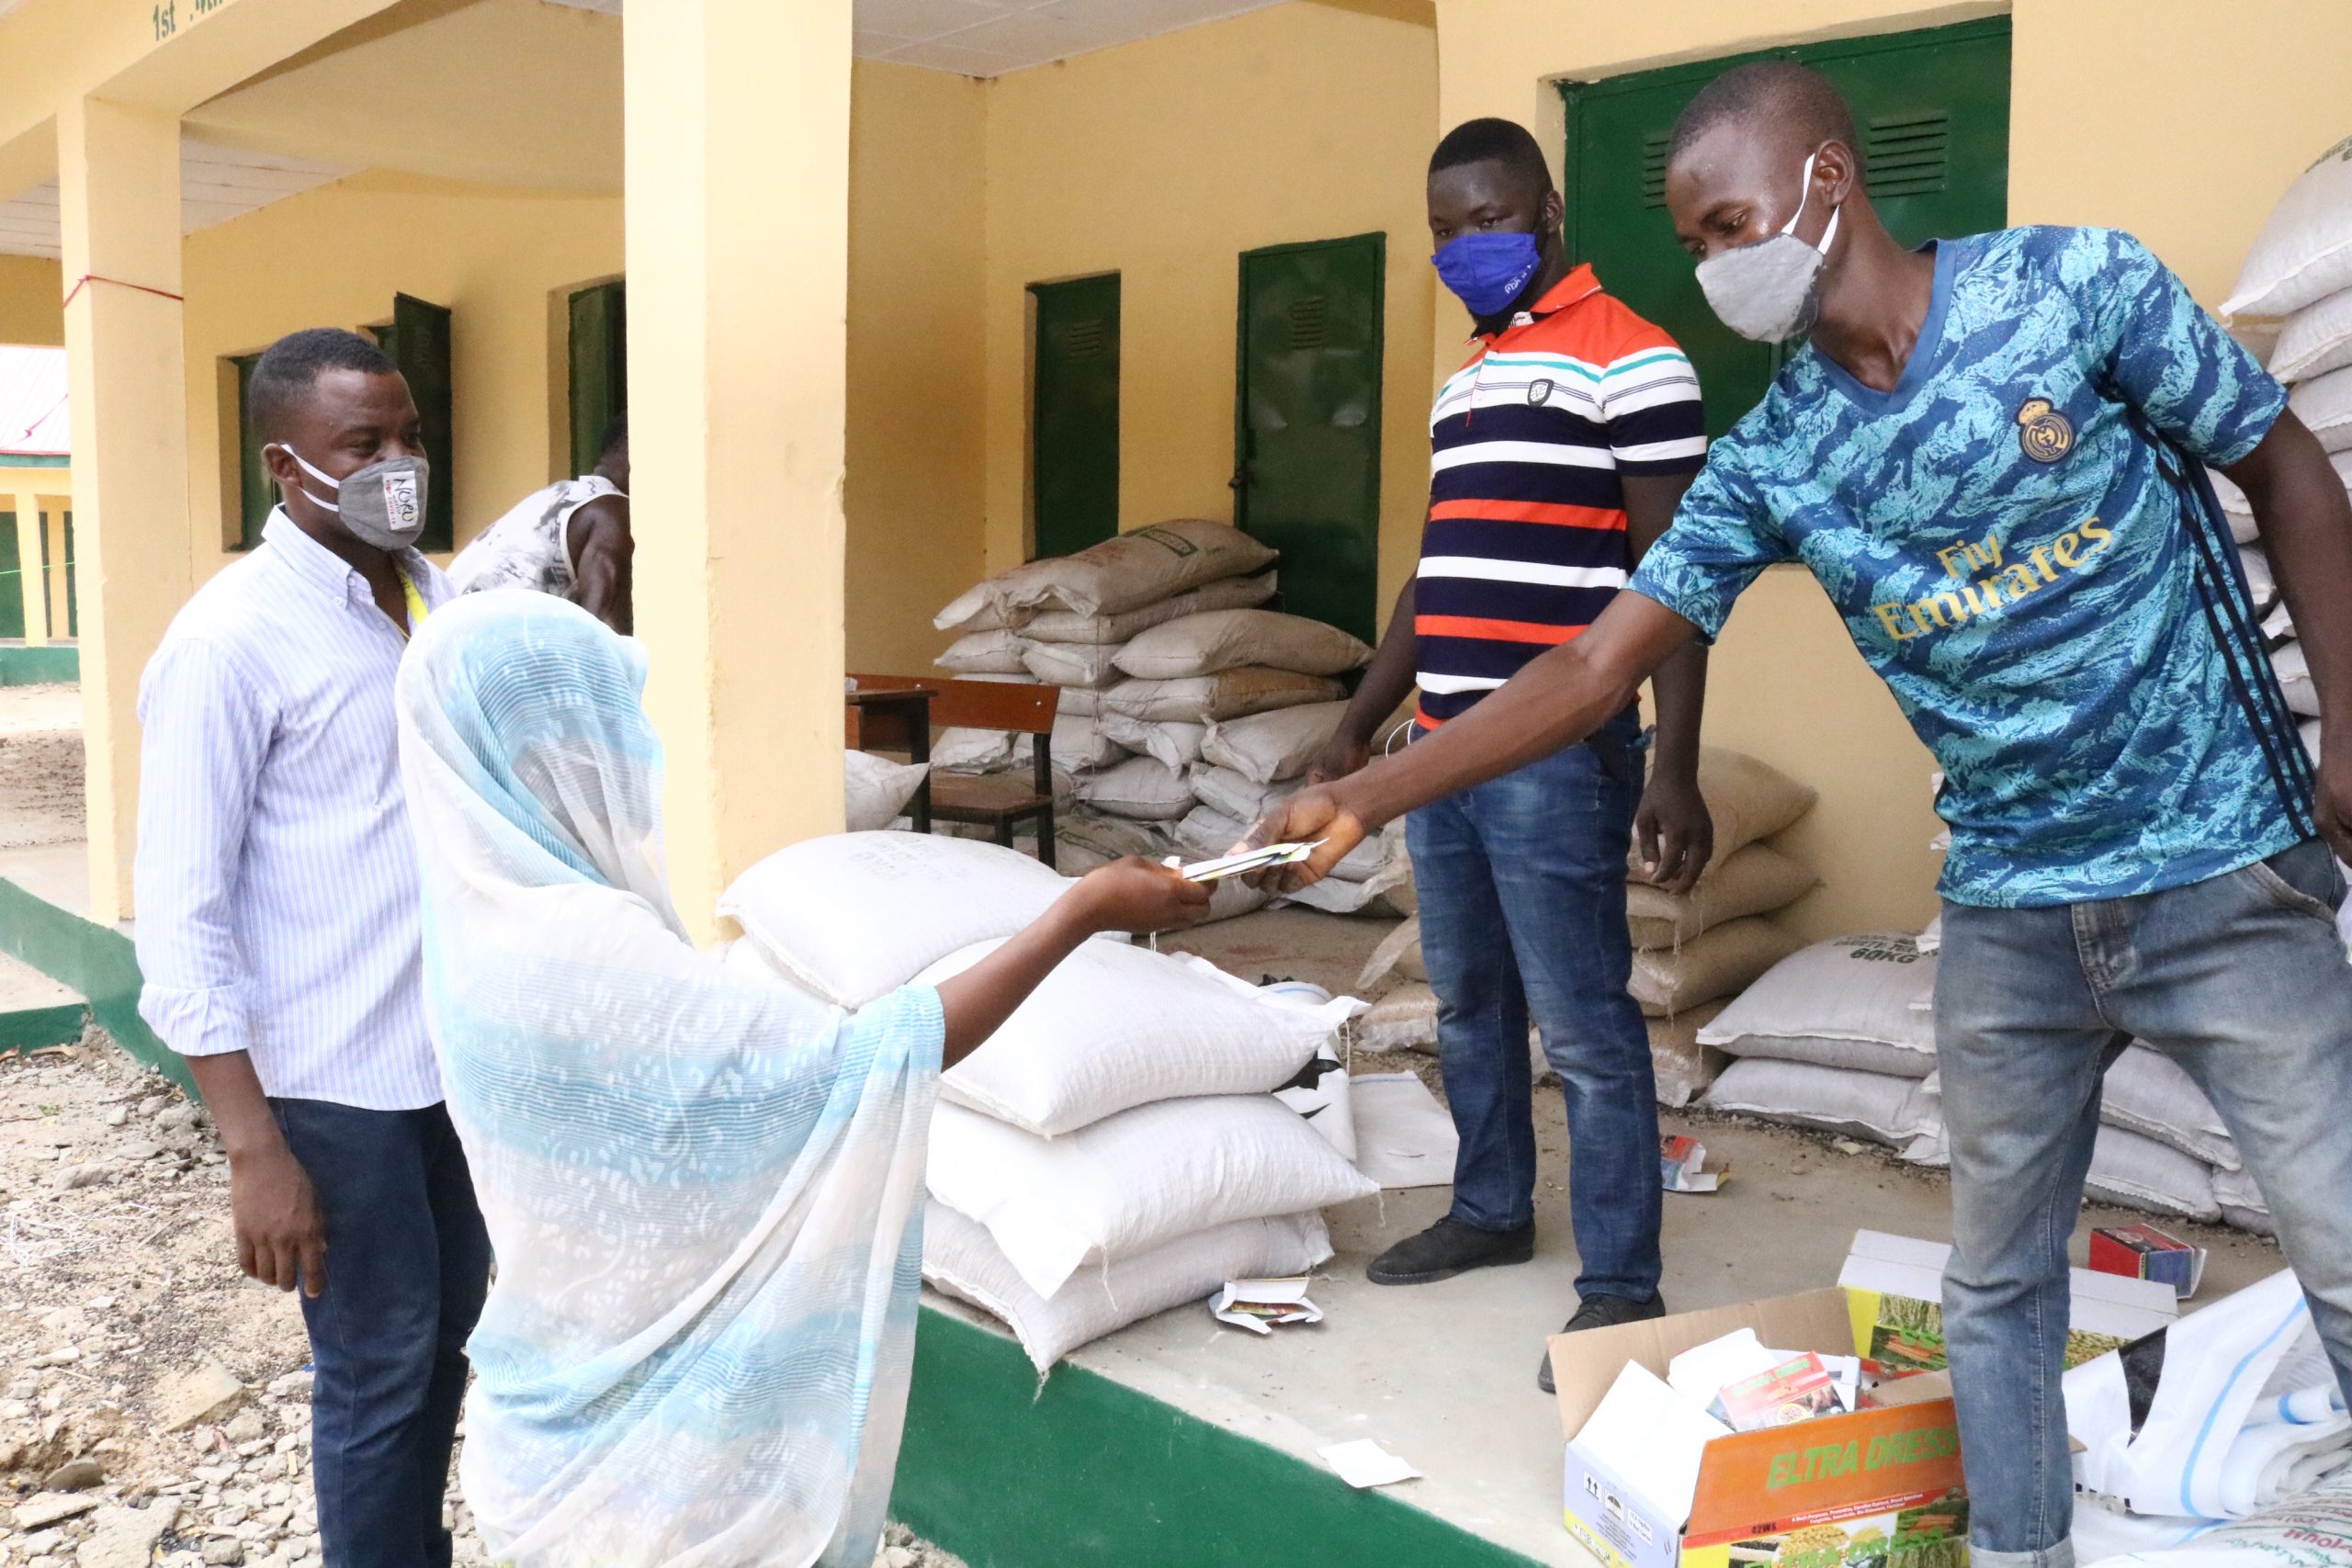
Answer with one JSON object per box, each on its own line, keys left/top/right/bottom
{"left": 980, "top": 1, "right": 1440, "bottom": 616}
{"left": 1432, "top": 0, "right": 2352, "bottom": 942}
{"left": 845, "top": 62, "right": 989, "bottom": 675}
{"left": 0, "top": 255, "right": 64, "bottom": 345}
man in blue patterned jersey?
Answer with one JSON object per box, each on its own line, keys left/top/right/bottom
{"left": 1252, "top": 64, "right": 2352, "bottom": 1564}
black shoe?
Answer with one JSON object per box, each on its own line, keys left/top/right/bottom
{"left": 1364, "top": 1215, "right": 1535, "bottom": 1286}
{"left": 1537, "top": 1292, "right": 1668, "bottom": 1393}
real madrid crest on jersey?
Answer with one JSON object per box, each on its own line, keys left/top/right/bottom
{"left": 2015, "top": 398, "right": 2074, "bottom": 464}
{"left": 1528, "top": 378, "right": 1555, "bottom": 407}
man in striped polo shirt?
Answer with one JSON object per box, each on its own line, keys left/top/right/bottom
{"left": 1311, "top": 118, "right": 1713, "bottom": 1387}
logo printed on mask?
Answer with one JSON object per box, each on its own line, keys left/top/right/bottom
{"left": 1432, "top": 231, "right": 1543, "bottom": 320}
{"left": 2015, "top": 399, "right": 2074, "bottom": 464}
{"left": 1528, "top": 378, "right": 1555, "bottom": 406}
{"left": 382, "top": 469, "right": 423, "bottom": 529}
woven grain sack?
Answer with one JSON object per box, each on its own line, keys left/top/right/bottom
{"left": 1357, "top": 915, "right": 1426, "bottom": 993}
{"left": 719, "top": 833, "right": 1069, "bottom": 1007}
{"left": 925, "top": 1096, "right": 1378, "bottom": 1298}
{"left": 1055, "top": 687, "right": 1102, "bottom": 718}
{"left": 1700, "top": 1057, "right": 1938, "bottom": 1145}
{"left": 1628, "top": 749, "right": 1816, "bottom": 874}
{"left": 1057, "top": 814, "right": 1171, "bottom": 863}
{"left": 936, "top": 629, "right": 1033, "bottom": 675}
{"left": 1192, "top": 763, "right": 1290, "bottom": 826}
{"left": 1650, "top": 1000, "right": 1731, "bottom": 1109}
{"left": 1629, "top": 917, "right": 1803, "bottom": 1017}
{"left": 1358, "top": 982, "right": 1438, "bottom": 1053}
{"left": 2213, "top": 1165, "right": 2272, "bottom": 1235}
{"left": 1697, "top": 932, "right": 1937, "bottom": 1078}
{"left": 919, "top": 941, "right": 1355, "bottom": 1135}
{"left": 1023, "top": 520, "right": 1279, "bottom": 619}
{"left": 1280, "top": 850, "right": 1413, "bottom": 918}
{"left": 843, "top": 750, "right": 929, "bottom": 832}
{"left": 1022, "top": 640, "right": 1126, "bottom": 689}
{"left": 2086, "top": 1125, "right": 2218, "bottom": 1222}
{"left": 2208, "top": 469, "right": 2260, "bottom": 545}
{"left": 1049, "top": 714, "right": 1124, "bottom": 773}
{"left": 1102, "top": 669, "right": 1343, "bottom": 724}
{"left": 922, "top": 1202, "right": 1332, "bottom": 1373}
{"left": 1023, "top": 570, "right": 1279, "bottom": 645}
{"left": 1626, "top": 842, "right": 1819, "bottom": 949}
{"left": 2302, "top": 718, "right": 2323, "bottom": 764}
{"left": 1170, "top": 804, "right": 1250, "bottom": 863}
{"left": 2288, "top": 363, "right": 2352, "bottom": 453}
{"left": 1073, "top": 754, "right": 1195, "bottom": 819}
{"left": 2102, "top": 1044, "right": 2237, "bottom": 1169}
{"left": 2224, "top": 134, "right": 2352, "bottom": 319}
{"left": 932, "top": 727, "right": 1025, "bottom": 774}
{"left": 1115, "top": 610, "right": 1372, "bottom": 682}
{"left": 2277, "top": 640, "right": 2320, "bottom": 718}
{"left": 1096, "top": 712, "right": 1205, "bottom": 773}
{"left": 2270, "top": 286, "right": 2352, "bottom": 384}
{"left": 1201, "top": 702, "right": 1351, "bottom": 785}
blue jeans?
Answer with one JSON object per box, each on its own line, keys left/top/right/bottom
{"left": 270, "top": 1099, "right": 492, "bottom": 1568}
{"left": 1406, "top": 712, "right": 1662, "bottom": 1302}
{"left": 1936, "top": 838, "right": 2352, "bottom": 1568}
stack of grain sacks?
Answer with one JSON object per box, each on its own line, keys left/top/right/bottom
{"left": 717, "top": 831, "right": 1377, "bottom": 1372}
{"left": 1351, "top": 747, "right": 1821, "bottom": 1099}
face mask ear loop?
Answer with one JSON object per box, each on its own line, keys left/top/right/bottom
{"left": 1778, "top": 151, "right": 1821, "bottom": 238}
{"left": 267, "top": 444, "right": 344, "bottom": 513}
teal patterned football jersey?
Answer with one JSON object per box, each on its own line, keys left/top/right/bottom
{"left": 1631, "top": 226, "right": 2308, "bottom": 908}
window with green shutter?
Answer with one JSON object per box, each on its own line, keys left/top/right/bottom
{"left": 569, "top": 281, "right": 628, "bottom": 480}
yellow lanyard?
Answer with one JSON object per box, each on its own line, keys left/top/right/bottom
{"left": 398, "top": 570, "right": 430, "bottom": 637}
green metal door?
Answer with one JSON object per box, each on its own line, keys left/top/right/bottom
{"left": 569, "top": 281, "right": 627, "bottom": 478}
{"left": 0, "top": 513, "right": 20, "bottom": 640}
{"left": 1029, "top": 274, "right": 1120, "bottom": 560}
{"left": 232, "top": 352, "right": 271, "bottom": 550}
{"left": 392, "top": 293, "right": 456, "bottom": 553}
{"left": 1560, "top": 16, "right": 2010, "bottom": 437}
{"left": 1234, "top": 232, "right": 1385, "bottom": 646}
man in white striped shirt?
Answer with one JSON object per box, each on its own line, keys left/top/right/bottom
{"left": 135, "top": 329, "right": 489, "bottom": 1568}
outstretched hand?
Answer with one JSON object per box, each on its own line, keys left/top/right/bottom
{"left": 1234, "top": 784, "right": 1369, "bottom": 893}
{"left": 1069, "top": 856, "right": 1213, "bottom": 934}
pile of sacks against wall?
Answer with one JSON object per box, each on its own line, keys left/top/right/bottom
{"left": 1351, "top": 747, "right": 1820, "bottom": 1100}
{"left": 929, "top": 520, "right": 1411, "bottom": 919}
{"left": 714, "top": 831, "right": 1377, "bottom": 1371}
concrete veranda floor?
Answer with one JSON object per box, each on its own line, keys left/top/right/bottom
{"left": 914, "top": 905, "right": 2291, "bottom": 1566}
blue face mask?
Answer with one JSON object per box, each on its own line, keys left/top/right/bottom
{"left": 1432, "top": 231, "right": 1543, "bottom": 318}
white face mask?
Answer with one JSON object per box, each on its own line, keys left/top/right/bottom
{"left": 1694, "top": 150, "right": 1844, "bottom": 344}
{"left": 271, "top": 444, "right": 431, "bottom": 551}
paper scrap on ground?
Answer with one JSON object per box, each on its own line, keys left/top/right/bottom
{"left": 1317, "top": 1438, "right": 1421, "bottom": 1489}
{"left": 1347, "top": 1071, "right": 1459, "bottom": 1189}
{"left": 1661, "top": 1133, "right": 1727, "bottom": 1192}
{"left": 1212, "top": 1276, "right": 1323, "bottom": 1335}
{"left": 1575, "top": 1361, "right": 1731, "bottom": 1525}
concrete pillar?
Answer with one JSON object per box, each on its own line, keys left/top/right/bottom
{"left": 58, "top": 96, "right": 189, "bottom": 922}
{"left": 10, "top": 497, "right": 41, "bottom": 645}
{"left": 624, "top": 3, "right": 852, "bottom": 936}
{"left": 42, "top": 504, "right": 69, "bottom": 641}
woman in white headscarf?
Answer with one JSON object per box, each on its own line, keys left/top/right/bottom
{"left": 393, "top": 592, "right": 1205, "bottom": 1567}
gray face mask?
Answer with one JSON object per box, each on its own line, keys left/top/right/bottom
{"left": 1694, "top": 150, "right": 1844, "bottom": 344}
{"left": 273, "top": 444, "right": 430, "bottom": 551}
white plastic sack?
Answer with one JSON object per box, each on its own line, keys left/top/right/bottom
{"left": 1022, "top": 640, "right": 1126, "bottom": 689}
{"left": 1628, "top": 749, "right": 1817, "bottom": 874}
{"left": 1056, "top": 813, "right": 1170, "bottom": 863}
{"left": 1114, "top": 610, "right": 1371, "bottom": 682}
{"left": 2208, "top": 469, "right": 2260, "bottom": 546}
{"left": 1072, "top": 755, "right": 1195, "bottom": 819}
{"left": 935, "top": 629, "right": 1033, "bottom": 675}
{"left": 925, "top": 1096, "right": 1378, "bottom": 1298}
{"left": 1918, "top": 912, "right": 1942, "bottom": 955}
{"left": 1101, "top": 669, "right": 1343, "bottom": 724}
{"left": 1191, "top": 764, "right": 1291, "bottom": 827}
{"left": 2087, "top": 1124, "right": 2219, "bottom": 1221}
{"left": 2077, "top": 1476, "right": 2352, "bottom": 1568}
{"left": 1049, "top": 713, "right": 1125, "bottom": 773}
{"left": 719, "top": 833, "right": 1069, "bottom": 1007}
{"left": 1358, "top": 983, "right": 1438, "bottom": 1053}
{"left": 2241, "top": 544, "right": 2278, "bottom": 617}
{"left": 1200, "top": 702, "right": 1352, "bottom": 785}
{"left": 2214, "top": 1165, "right": 2274, "bottom": 1236}
{"left": 1095, "top": 712, "right": 1204, "bottom": 773}
{"left": 1171, "top": 803, "right": 1250, "bottom": 862}
{"left": 2277, "top": 640, "right": 2320, "bottom": 718}
{"left": 844, "top": 750, "right": 929, "bottom": 832}
{"left": 2271, "top": 285, "right": 2352, "bottom": 383}
{"left": 922, "top": 1202, "right": 1331, "bottom": 1373}
{"left": 1268, "top": 1022, "right": 1356, "bottom": 1164}
{"left": 2225, "top": 135, "right": 2352, "bottom": 318}
{"left": 2102, "top": 1045, "right": 2236, "bottom": 1169}
{"left": 1629, "top": 917, "right": 1804, "bottom": 1018}
{"left": 1651, "top": 1000, "right": 1731, "bottom": 1109}
{"left": 1697, "top": 932, "right": 1937, "bottom": 1079}
{"left": 1278, "top": 851, "right": 1414, "bottom": 918}
{"left": 1699, "top": 1057, "right": 1939, "bottom": 1145}
{"left": 933, "top": 727, "right": 1028, "bottom": 774}
{"left": 1022, "top": 570, "right": 1278, "bottom": 646}
{"left": 1626, "top": 843, "right": 1819, "bottom": 949}
{"left": 1357, "top": 915, "right": 1426, "bottom": 993}
{"left": 2289, "top": 362, "right": 2352, "bottom": 453}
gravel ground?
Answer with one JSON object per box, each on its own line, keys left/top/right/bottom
{"left": 0, "top": 685, "right": 84, "bottom": 852}
{"left": 0, "top": 1033, "right": 966, "bottom": 1568}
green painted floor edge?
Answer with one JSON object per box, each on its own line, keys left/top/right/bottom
{"left": 897, "top": 1308, "right": 1549, "bottom": 1568}
{"left": 0, "top": 877, "right": 192, "bottom": 1094}
{"left": 0, "top": 645, "right": 78, "bottom": 686}
{"left": 0, "top": 1000, "right": 89, "bottom": 1055}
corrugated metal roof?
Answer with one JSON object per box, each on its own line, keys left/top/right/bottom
{"left": 0, "top": 346, "right": 69, "bottom": 458}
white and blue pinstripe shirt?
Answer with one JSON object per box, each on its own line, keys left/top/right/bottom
{"left": 135, "top": 510, "right": 453, "bottom": 1110}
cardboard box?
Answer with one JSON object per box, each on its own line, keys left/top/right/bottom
{"left": 1553, "top": 1288, "right": 1970, "bottom": 1568}
{"left": 1838, "top": 1229, "right": 2177, "bottom": 1374}
{"left": 2087, "top": 1224, "right": 2206, "bottom": 1300}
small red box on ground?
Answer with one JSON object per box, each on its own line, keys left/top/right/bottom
{"left": 2088, "top": 1224, "right": 2206, "bottom": 1300}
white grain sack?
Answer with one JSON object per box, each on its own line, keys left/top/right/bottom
{"left": 2102, "top": 1044, "right": 2237, "bottom": 1169}
{"left": 1072, "top": 755, "right": 1196, "bottom": 819}
{"left": 925, "top": 1096, "right": 1378, "bottom": 1298}
{"left": 1101, "top": 668, "right": 1344, "bottom": 724}
{"left": 1280, "top": 852, "right": 1414, "bottom": 918}
{"left": 1626, "top": 842, "right": 1819, "bottom": 949}
{"left": 1022, "top": 640, "right": 1126, "bottom": 689}
{"left": 2209, "top": 469, "right": 2260, "bottom": 546}
{"left": 1628, "top": 749, "right": 1817, "bottom": 874}
{"left": 843, "top": 750, "right": 929, "bottom": 832}
{"left": 2288, "top": 362, "right": 2352, "bottom": 453}
{"left": 919, "top": 940, "right": 1356, "bottom": 1136}
{"left": 1629, "top": 917, "right": 1804, "bottom": 1018}
{"left": 1095, "top": 712, "right": 1205, "bottom": 773}
{"left": 936, "top": 629, "right": 1034, "bottom": 675}
{"left": 2277, "top": 640, "right": 2320, "bottom": 717}
{"left": 1358, "top": 982, "right": 1438, "bottom": 1053}
{"left": 1023, "top": 570, "right": 1278, "bottom": 646}
{"left": 1191, "top": 764, "right": 1291, "bottom": 827}
{"left": 1114, "top": 609, "right": 1373, "bottom": 682}
{"left": 1172, "top": 804, "right": 1250, "bottom": 862}
{"left": 933, "top": 727, "right": 1029, "bottom": 774}
{"left": 922, "top": 1202, "right": 1331, "bottom": 1373}
{"left": 1049, "top": 713, "right": 1125, "bottom": 773}
{"left": 2224, "top": 135, "right": 2352, "bottom": 319}
{"left": 1650, "top": 1000, "right": 1731, "bottom": 1109}
{"left": 1201, "top": 702, "right": 1351, "bottom": 784}
{"left": 2270, "top": 284, "right": 2352, "bottom": 383}
{"left": 1697, "top": 932, "right": 1938, "bottom": 1080}
{"left": 1700, "top": 1057, "right": 1939, "bottom": 1145}
{"left": 1057, "top": 814, "right": 1170, "bottom": 863}
{"left": 2086, "top": 1124, "right": 2220, "bottom": 1222}
{"left": 2213, "top": 1165, "right": 2273, "bottom": 1235}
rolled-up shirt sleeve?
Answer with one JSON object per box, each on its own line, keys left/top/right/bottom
{"left": 134, "top": 637, "right": 271, "bottom": 1059}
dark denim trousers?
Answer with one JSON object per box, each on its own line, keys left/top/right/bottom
{"left": 1405, "top": 713, "right": 1663, "bottom": 1302}
{"left": 1936, "top": 838, "right": 2352, "bottom": 1568}
{"left": 269, "top": 1098, "right": 492, "bottom": 1568}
